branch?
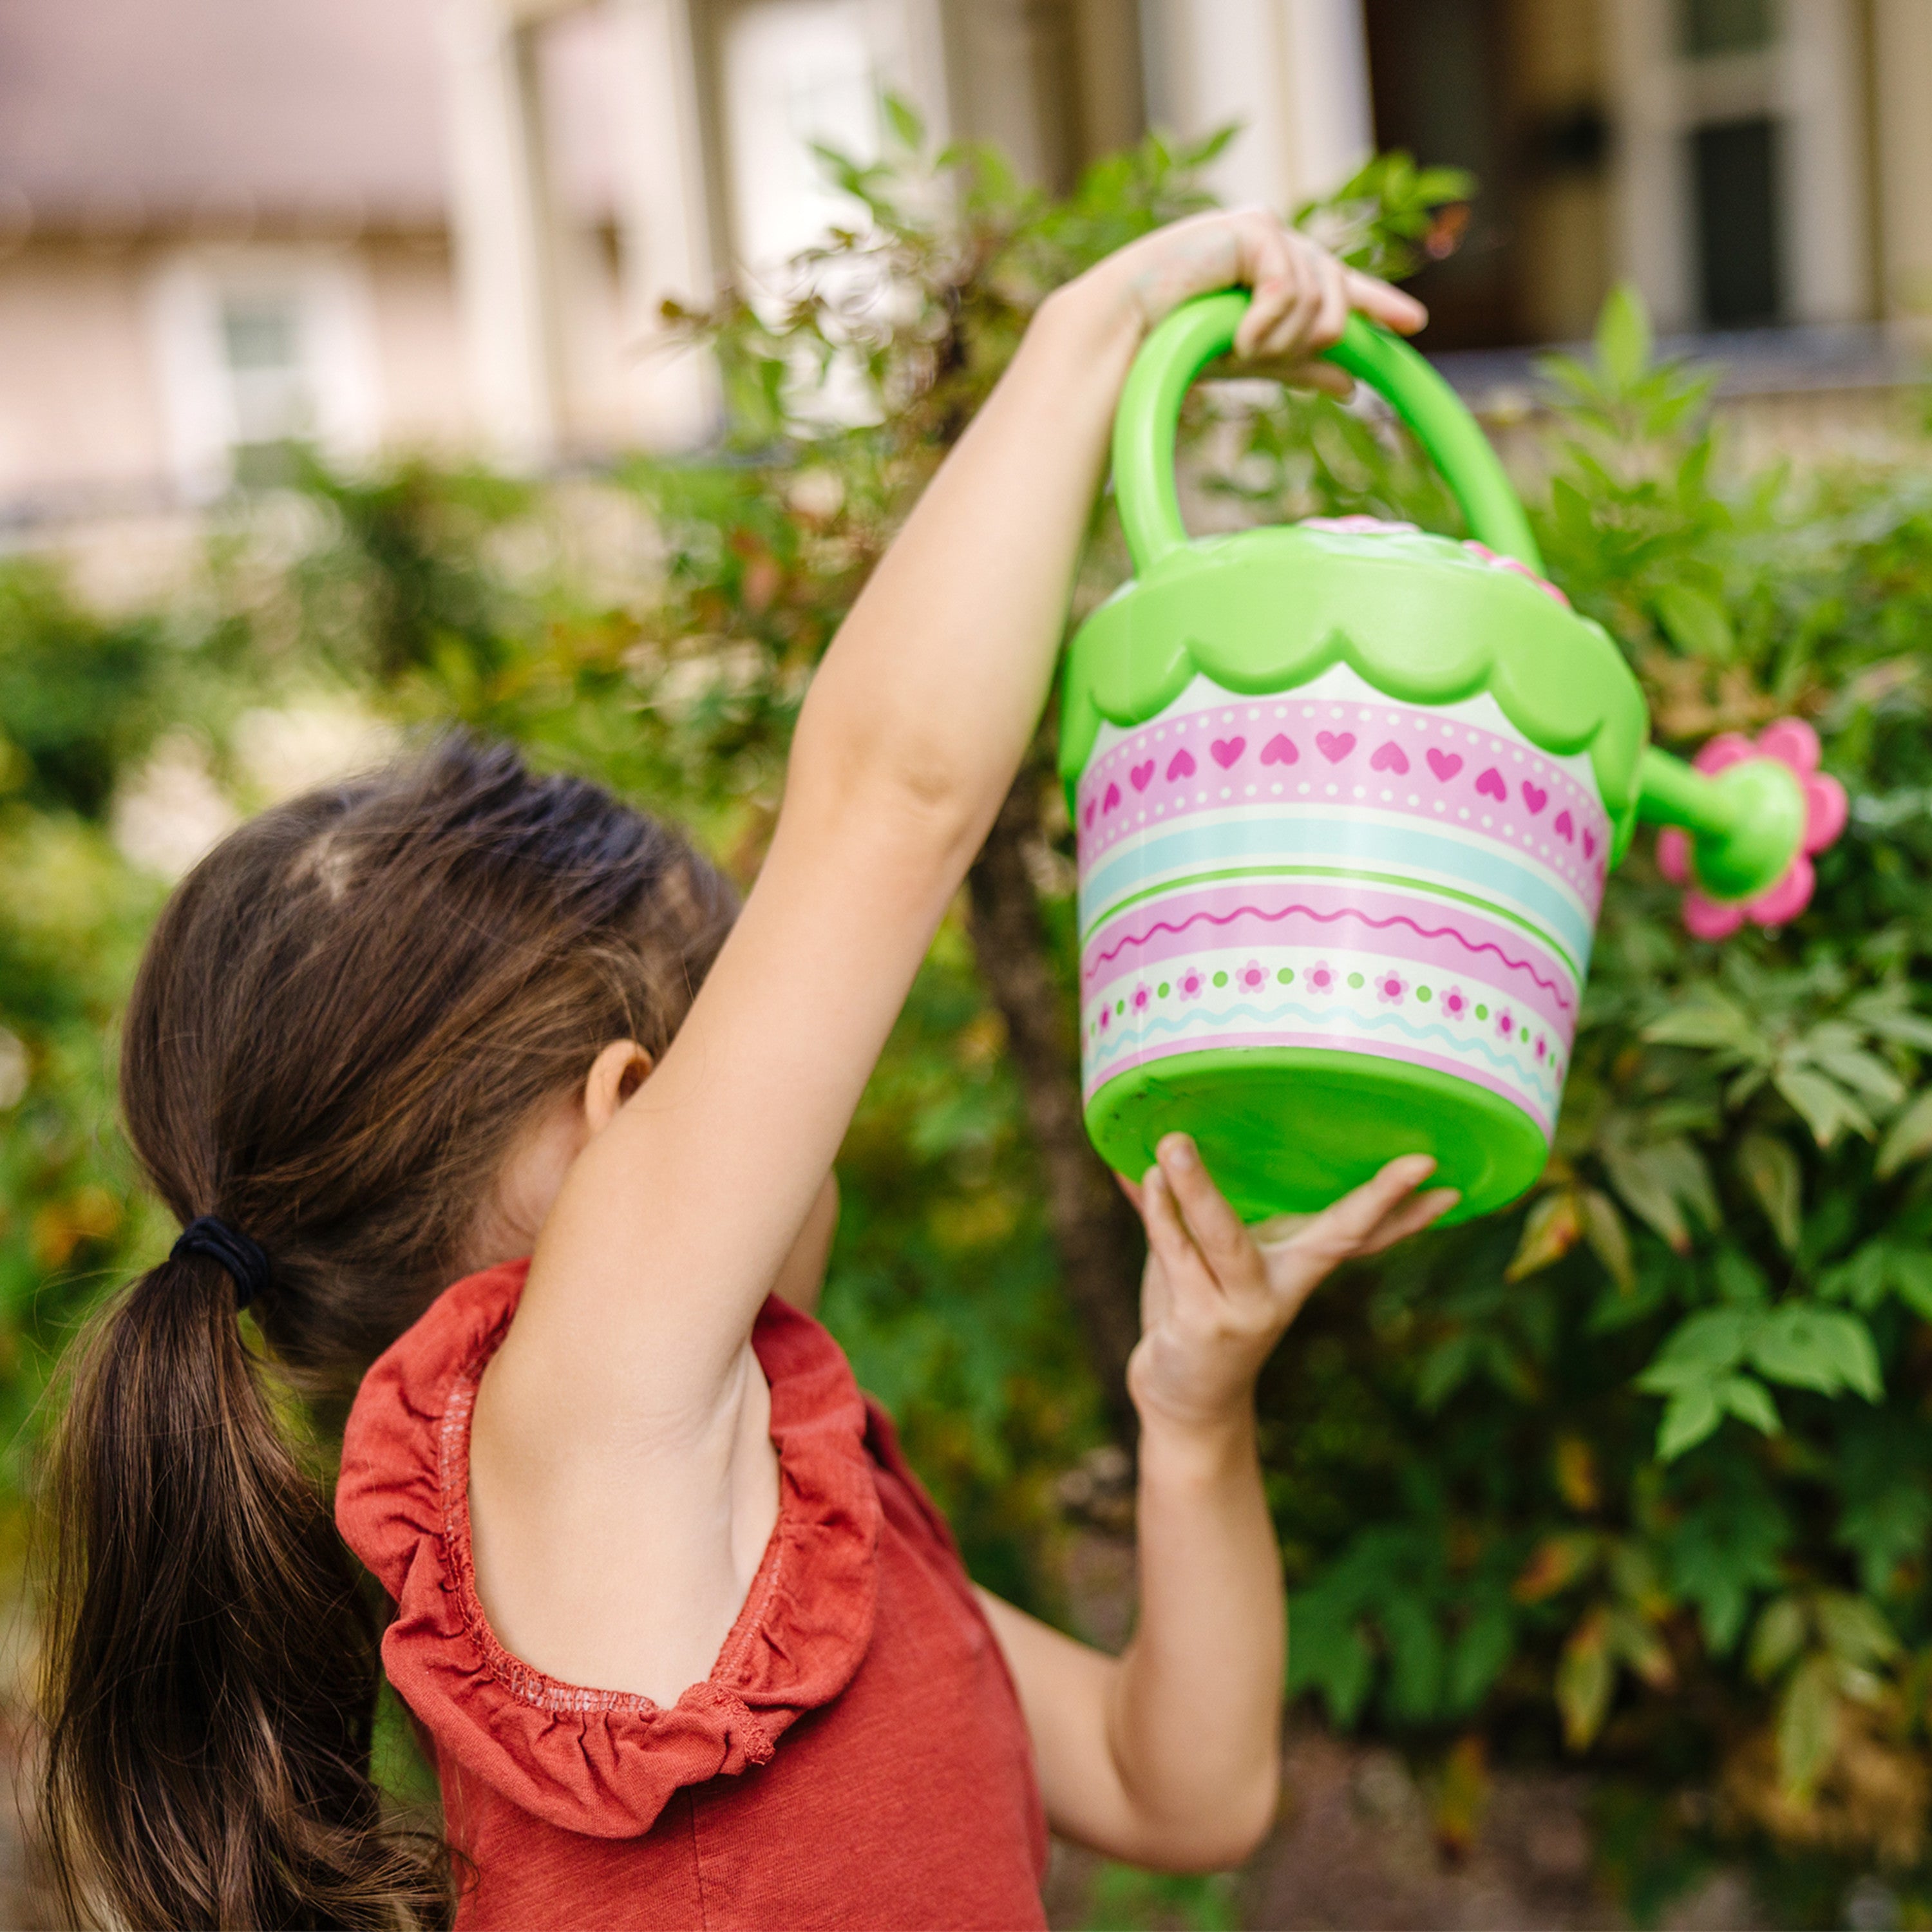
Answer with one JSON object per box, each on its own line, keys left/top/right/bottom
{"left": 967, "top": 764, "right": 1144, "bottom": 1437}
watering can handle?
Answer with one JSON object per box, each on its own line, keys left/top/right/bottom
{"left": 1112, "top": 290, "right": 1545, "bottom": 580}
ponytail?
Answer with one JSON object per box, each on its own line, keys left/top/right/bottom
{"left": 41, "top": 1253, "right": 451, "bottom": 1929}
{"left": 37, "top": 735, "right": 735, "bottom": 1926}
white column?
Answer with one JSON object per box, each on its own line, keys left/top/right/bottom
{"left": 1142, "top": 0, "right": 1372, "bottom": 211}
{"left": 1604, "top": 0, "right": 1692, "bottom": 332}
{"left": 607, "top": 0, "right": 719, "bottom": 448}
{"left": 440, "top": 0, "right": 563, "bottom": 466}
{"left": 1871, "top": 0, "right": 1932, "bottom": 328}
{"left": 1277, "top": 0, "right": 1374, "bottom": 204}
{"left": 869, "top": 0, "right": 953, "bottom": 138}
{"left": 1781, "top": 0, "right": 1871, "bottom": 325}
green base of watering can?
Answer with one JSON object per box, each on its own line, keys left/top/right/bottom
{"left": 1063, "top": 290, "right": 1824, "bottom": 1222}
{"left": 1090, "top": 1046, "right": 1549, "bottom": 1224}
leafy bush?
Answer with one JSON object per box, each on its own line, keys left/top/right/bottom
{"left": 6, "top": 114, "right": 1932, "bottom": 1924}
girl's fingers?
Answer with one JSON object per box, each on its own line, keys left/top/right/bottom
{"left": 1235, "top": 243, "right": 1310, "bottom": 358}
{"left": 1306, "top": 1153, "right": 1439, "bottom": 1251}
{"left": 1354, "top": 1186, "right": 1461, "bottom": 1256}
{"left": 1343, "top": 267, "right": 1428, "bottom": 334}
{"left": 1115, "top": 1169, "right": 1146, "bottom": 1215}
{"left": 1155, "top": 1133, "right": 1265, "bottom": 1296}
{"left": 1262, "top": 279, "right": 1324, "bottom": 363}
{"left": 1309, "top": 251, "right": 1350, "bottom": 353}
{"left": 1141, "top": 1164, "right": 1209, "bottom": 1295}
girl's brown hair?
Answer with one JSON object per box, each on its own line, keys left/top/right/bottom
{"left": 40, "top": 736, "right": 735, "bottom": 1929}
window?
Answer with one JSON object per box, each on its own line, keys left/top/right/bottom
{"left": 1680, "top": 0, "right": 1777, "bottom": 58}
{"left": 1611, "top": 0, "right": 1866, "bottom": 336}
{"left": 220, "top": 294, "right": 316, "bottom": 484}
{"left": 147, "top": 251, "right": 379, "bottom": 500}
{"left": 1692, "top": 117, "right": 1783, "bottom": 325}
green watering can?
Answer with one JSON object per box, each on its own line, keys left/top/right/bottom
{"left": 1061, "top": 290, "right": 1847, "bottom": 1222}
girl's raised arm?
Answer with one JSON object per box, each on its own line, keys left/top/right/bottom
{"left": 498, "top": 218, "right": 1423, "bottom": 1424}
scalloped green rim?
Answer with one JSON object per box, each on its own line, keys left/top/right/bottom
{"left": 1059, "top": 522, "right": 1651, "bottom": 855}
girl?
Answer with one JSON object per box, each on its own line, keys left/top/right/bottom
{"left": 43, "top": 210, "right": 1450, "bottom": 1930}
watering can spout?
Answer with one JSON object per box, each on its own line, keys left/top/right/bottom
{"left": 1637, "top": 724, "right": 1848, "bottom": 937}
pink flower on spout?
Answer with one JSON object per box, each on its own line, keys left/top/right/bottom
{"left": 1132, "top": 983, "right": 1153, "bottom": 1014}
{"left": 1657, "top": 719, "right": 1849, "bottom": 940}
{"left": 1440, "top": 985, "right": 1471, "bottom": 1021}
{"left": 1304, "top": 960, "right": 1338, "bottom": 995}
{"left": 1374, "top": 970, "right": 1408, "bottom": 1005}
{"left": 1237, "top": 958, "right": 1268, "bottom": 993}
{"left": 1177, "top": 967, "right": 1207, "bottom": 1002}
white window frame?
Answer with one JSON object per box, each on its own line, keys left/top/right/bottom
{"left": 712, "top": 0, "right": 949, "bottom": 281}
{"left": 1609, "top": 0, "right": 1871, "bottom": 332}
{"left": 146, "top": 247, "right": 384, "bottom": 500}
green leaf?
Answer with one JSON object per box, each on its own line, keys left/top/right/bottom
{"left": 1773, "top": 1066, "right": 1875, "bottom": 1148}
{"left": 1808, "top": 1045, "right": 1905, "bottom": 1108}
{"left": 1416, "top": 1330, "right": 1479, "bottom": 1412}
{"left": 1642, "top": 995, "right": 1759, "bottom": 1054}
{"left": 1595, "top": 282, "right": 1654, "bottom": 388}
{"left": 1656, "top": 1385, "right": 1723, "bottom": 1461}
{"left": 1748, "top": 1596, "right": 1808, "bottom": 1681}
{"left": 1776, "top": 1654, "right": 1840, "bottom": 1798}
{"left": 1505, "top": 1188, "right": 1582, "bottom": 1282}
{"left": 1815, "top": 1591, "right": 1900, "bottom": 1667}
{"left": 1381, "top": 1595, "right": 1446, "bottom": 1721}
{"left": 1672, "top": 1493, "right": 1791, "bottom": 1654}
{"left": 1848, "top": 990, "right": 1932, "bottom": 1052}
{"left": 1602, "top": 1137, "right": 1718, "bottom": 1253}
{"left": 1446, "top": 1599, "right": 1515, "bottom": 1712}
{"left": 1736, "top": 1132, "right": 1802, "bottom": 1251}
{"left": 1714, "top": 1245, "right": 1771, "bottom": 1307}
{"left": 1638, "top": 1307, "right": 1752, "bottom": 1389}
{"left": 1607, "top": 1607, "right": 1676, "bottom": 1689}
{"left": 1718, "top": 1374, "right": 1783, "bottom": 1436}
{"left": 1877, "top": 1086, "right": 1932, "bottom": 1177}
{"left": 1286, "top": 1592, "right": 1374, "bottom": 1727}
{"left": 1821, "top": 1242, "right": 1889, "bottom": 1310}
{"left": 1557, "top": 1611, "right": 1615, "bottom": 1749}
{"left": 1604, "top": 1146, "right": 1689, "bottom": 1251}
{"left": 1654, "top": 583, "right": 1734, "bottom": 660}
{"left": 880, "top": 91, "right": 925, "bottom": 152}
{"left": 1748, "top": 1306, "right": 1882, "bottom": 1400}
{"left": 1837, "top": 1482, "right": 1932, "bottom": 1595}
{"left": 1580, "top": 1188, "right": 1635, "bottom": 1293}
{"left": 1888, "top": 1248, "right": 1932, "bottom": 1320}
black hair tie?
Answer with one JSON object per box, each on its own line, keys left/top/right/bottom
{"left": 171, "top": 1216, "right": 271, "bottom": 1311}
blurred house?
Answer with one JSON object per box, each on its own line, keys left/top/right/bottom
{"left": 3, "top": 0, "right": 1929, "bottom": 530}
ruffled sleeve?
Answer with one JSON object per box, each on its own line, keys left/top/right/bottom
{"left": 337, "top": 1262, "right": 882, "bottom": 1839}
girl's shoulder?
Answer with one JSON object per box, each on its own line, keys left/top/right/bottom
{"left": 337, "top": 1262, "right": 890, "bottom": 1839}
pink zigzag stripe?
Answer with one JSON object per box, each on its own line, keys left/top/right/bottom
{"left": 1083, "top": 901, "right": 1574, "bottom": 1007}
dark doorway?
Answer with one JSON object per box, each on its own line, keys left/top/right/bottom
{"left": 1690, "top": 116, "right": 1783, "bottom": 327}
{"left": 1362, "top": 0, "right": 1519, "bottom": 348}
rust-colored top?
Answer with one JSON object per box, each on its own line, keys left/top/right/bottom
{"left": 338, "top": 1262, "right": 1048, "bottom": 1931}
